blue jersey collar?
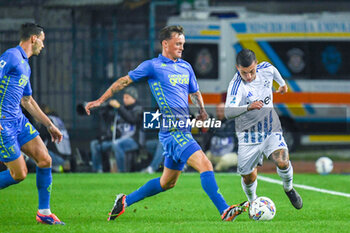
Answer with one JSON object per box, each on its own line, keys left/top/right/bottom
{"left": 16, "top": 45, "right": 28, "bottom": 59}
{"left": 158, "top": 54, "right": 182, "bottom": 63}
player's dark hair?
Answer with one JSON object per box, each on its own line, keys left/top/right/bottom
{"left": 20, "top": 23, "right": 44, "bottom": 41}
{"left": 236, "top": 49, "right": 257, "bottom": 67}
{"left": 159, "top": 25, "right": 184, "bottom": 44}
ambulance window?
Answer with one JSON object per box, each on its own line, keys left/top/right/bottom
{"left": 182, "top": 43, "right": 219, "bottom": 80}
{"left": 267, "top": 41, "right": 350, "bottom": 80}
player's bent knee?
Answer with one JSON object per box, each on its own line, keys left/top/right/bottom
{"left": 277, "top": 160, "right": 289, "bottom": 170}
{"left": 243, "top": 174, "right": 256, "bottom": 184}
{"left": 37, "top": 154, "right": 52, "bottom": 168}
{"left": 12, "top": 169, "right": 28, "bottom": 182}
{"left": 200, "top": 157, "right": 214, "bottom": 172}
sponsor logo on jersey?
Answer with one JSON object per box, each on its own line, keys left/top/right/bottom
{"left": 168, "top": 74, "right": 189, "bottom": 86}
{"left": 19, "top": 74, "right": 29, "bottom": 87}
{"left": 256, "top": 95, "right": 271, "bottom": 105}
{"left": 263, "top": 95, "right": 271, "bottom": 105}
{"left": 230, "top": 97, "right": 236, "bottom": 104}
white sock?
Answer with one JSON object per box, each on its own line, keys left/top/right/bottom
{"left": 277, "top": 161, "right": 293, "bottom": 192}
{"left": 38, "top": 209, "right": 51, "bottom": 215}
{"left": 241, "top": 177, "right": 257, "bottom": 203}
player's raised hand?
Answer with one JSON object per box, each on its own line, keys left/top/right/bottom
{"left": 47, "top": 124, "right": 63, "bottom": 143}
{"left": 109, "top": 99, "right": 121, "bottom": 109}
{"left": 85, "top": 100, "right": 103, "bottom": 115}
{"left": 196, "top": 109, "right": 209, "bottom": 121}
{"left": 276, "top": 85, "right": 288, "bottom": 94}
{"left": 248, "top": 100, "right": 264, "bottom": 111}
{"left": 0, "top": 123, "right": 3, "bottom": 132}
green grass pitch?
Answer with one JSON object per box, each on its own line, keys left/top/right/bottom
{"left": 1, "top": 173, "right": 349, "bottom": 233}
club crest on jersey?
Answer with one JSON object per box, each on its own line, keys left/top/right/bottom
{"left": 264, "top": 80, "right": 270, "bottom": 88}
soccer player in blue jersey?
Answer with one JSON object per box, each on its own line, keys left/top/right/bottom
{"left": 85, "top": 25, "right": 248, "bottom": 221}
{"left": 0, "top": 23, "right": 65, "bottom": 225}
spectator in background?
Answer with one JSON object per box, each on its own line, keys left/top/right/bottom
{"left": 203, "top": 103, "right": 238, "bottom": 172}
{"left": 90, "top": 86, "right": 143, "bottom": 172}
{"left": 142, "top": 139, "right": 164, "bottom": 174}
{"left": 34, "top": 105, "right": 71, "bottom": 173}
{"left": 89, "top": 96, "right": 117, "bottom": 173}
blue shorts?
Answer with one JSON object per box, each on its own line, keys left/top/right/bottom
{"left": 0, "top": 115, "right": 39, "bottom": 163}
{"left": 160, "top": 131, "right": 201, "bottom": 171}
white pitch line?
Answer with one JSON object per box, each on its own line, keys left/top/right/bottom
{"left": 258, "top": 175, "right": 350, "bottom": 198}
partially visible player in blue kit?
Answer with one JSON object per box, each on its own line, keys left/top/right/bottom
{"left": 0, "top": 23, "right": 64, "bottom": 225}
{"left": 85, "top": 25, "right": 248, "bottom": 222}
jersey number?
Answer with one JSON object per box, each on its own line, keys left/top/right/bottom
{"left": 25, "top": 122, "right": 37, "bottom": 135}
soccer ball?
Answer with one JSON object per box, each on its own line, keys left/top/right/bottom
{"left": 315, "top": 157, "right": 333, "bottom": 175}
{"left": 249, "top": 197, "right": 276, "bottom": 221}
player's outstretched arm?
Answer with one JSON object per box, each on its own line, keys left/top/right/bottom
{"left": 190, "top": 91, "right": 208, "bottom": 121}
{"left": 85, "top": 75, "right": 133, "bottom": 115}
{"left": 21, "top": 96, "right": 63, "bottom": 143}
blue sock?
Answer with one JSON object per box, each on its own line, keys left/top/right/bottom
{"left": 200, "top": 171, "right": 229, "bottom": 214}
{"left": 126, "top": 177, "right": 164, "bottom": 207}
{"left": 36, "top": 167, "right": 52, "bottom": 210}
{"left": 0, "top": 170, "right": 18, "bottom": 189}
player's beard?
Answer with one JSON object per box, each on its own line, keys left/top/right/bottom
{"left": 32, "top": 44, "right": 42, "bottom": 56}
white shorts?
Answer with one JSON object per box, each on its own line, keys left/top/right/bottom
{"left": 237, "top": 132, "right": 288, "bottom": 175}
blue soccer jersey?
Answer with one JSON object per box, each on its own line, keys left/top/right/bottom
{"left": 0, "top": 46, "right": 38, "bottom": 163}
{"left": 128, "top": 54, "right": 199, "bottom": 136}
{"left": 0, "top": 45, "right": 32, "bottom": 120}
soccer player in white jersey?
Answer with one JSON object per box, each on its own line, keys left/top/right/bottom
{"left": 224, "top": 49, "right": 303, "bottom": 209}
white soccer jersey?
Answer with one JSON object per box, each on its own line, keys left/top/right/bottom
{"left": 225, "top": 62, "right": 286, "bottom": 145}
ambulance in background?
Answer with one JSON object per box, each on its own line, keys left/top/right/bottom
{"left": 168, "top": 8, "right": 350, "bottom": 151}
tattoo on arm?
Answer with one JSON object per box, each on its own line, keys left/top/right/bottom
{"left": 21, "top": 96, "right": 32, "bottom": 108}
{"left": 22, "top": 96, "right": 30, "bottom": 102}
{"left": 190, "top": 91, "right": 204, "bottom": 110}
{"left": 111, "top": 76, "right": 131, "bottom": 93}
{"left": 101, "top": 75, "right": 132, "bottom": 102}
